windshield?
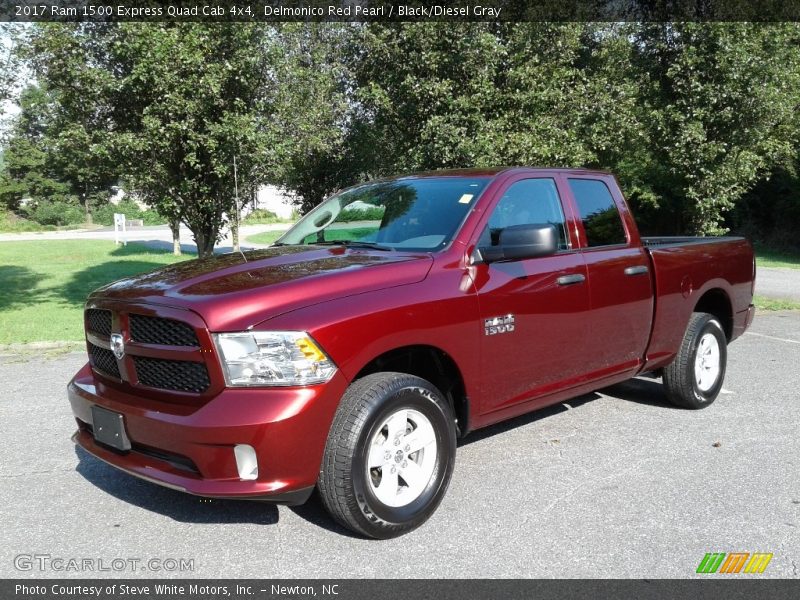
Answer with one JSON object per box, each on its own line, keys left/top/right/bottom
{"left": 277, "top": 177, "right": 491, "bottom": 251}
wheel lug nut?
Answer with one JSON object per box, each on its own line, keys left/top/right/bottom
{"left": 394, "top": 439, "right": 400, "bottom": 446}
{"left": 404, "top": 445, "right": 410, "bottom": 452}
{"left": 402, "top": 460, "right": 407, "bottom": 468}
{"left": 384, "top": 451, "right": 391, "bottom": 460}
{"left": 391, "top": 466, "right": 396, "bottom": 474}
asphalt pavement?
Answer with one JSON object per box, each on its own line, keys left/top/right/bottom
{"left": 755, "top": 267, "right": 800, "bottom": 302}
{"left": 0, "top": 312, "right": 798, "bottom": 579}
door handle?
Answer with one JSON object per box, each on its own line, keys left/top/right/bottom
{"left": 624, "top": 265, "right": 649, "bottom": 276}
{"left": 556, "top": 273, "right": 586, "bottom": 286}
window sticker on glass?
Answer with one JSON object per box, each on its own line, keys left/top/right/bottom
{"left": 458, "top": 194, "right": 474, "bottom": 204}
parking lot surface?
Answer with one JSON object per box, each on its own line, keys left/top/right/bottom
{"left": 1, "top": 312, "right": 798, "bottom": 579}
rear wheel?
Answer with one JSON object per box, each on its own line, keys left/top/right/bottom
{"left": 318, "top": 372, "right": 456, "bottom": 538}
{"left": 663, "top": 312, "right": 727, "bottom": 409}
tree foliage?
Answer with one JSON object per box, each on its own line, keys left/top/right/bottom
{"left": 20, "top": 23, "right": 280, "bottom": 257}
{"left": 353, "top": 23, "right": 600, "bottom": 171}
{"left": 624, "top": 23, "right": 800, "bottom": 234}
{"left": 0, "top": 79, "right": 116, "bottom": 221}
{"left": 269, "top": 24, "right": 360, "bottom": 213}
{"left": 3, "top": 21, "right": 799, "bottom": 250}
{"left": 21, "top": 25, "right": 119, "bottom": 221}
{"left": 118, "top": 23, "right": 278, "bottom": 256}
{"left": 0, "top": 85, "right": 70, "bottom": 211}
{"left": 351, "top": 22, "right": 800, "bottom": 235}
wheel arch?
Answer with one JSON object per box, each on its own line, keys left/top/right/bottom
{"left": 352, "top": 344, "right": 470, "bottom": 437}
{"left": 693, "top": 288, "right": 733, "bottom": 341}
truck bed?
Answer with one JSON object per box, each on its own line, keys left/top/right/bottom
{"left": 642, "top": 236, "right": 755, "bottom": 371}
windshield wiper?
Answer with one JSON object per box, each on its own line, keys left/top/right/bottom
{"left": 315, "top": 240, "right": 393, "bottom": 251}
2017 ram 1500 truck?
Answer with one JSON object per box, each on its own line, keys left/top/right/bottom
{"left": 68, "top": 168, "right": 756, "bottom": 538}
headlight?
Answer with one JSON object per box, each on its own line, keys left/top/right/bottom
{"left": 213, "top": 331, "right": 336, "bottom": 387}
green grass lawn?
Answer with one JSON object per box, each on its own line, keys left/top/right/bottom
{"left": 755, "top": 246, "right": 800, "bottom": 270}
{"left": 753, "top": 295, "right": 800, "bottom": 311}
{"left": 245, "top": 230, "right": 286, "bottom": 245}
{"left": 0, "top": 241, "right": 190, "bottom": 344}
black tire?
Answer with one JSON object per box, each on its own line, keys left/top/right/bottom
{"left": 317, "top": 372, "right": 456, "bottom": 539}
{"left": 663, "top": 312, "right": 728, "bottom": 409}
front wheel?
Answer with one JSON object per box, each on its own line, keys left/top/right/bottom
{"left": 663, "top": 312, "right": 728, "bottom": 409}
{"left": 318, "top": 372, "right": 456, "bottom": 538}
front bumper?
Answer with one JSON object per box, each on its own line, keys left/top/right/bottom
{"left": 68, "top": 362, "right": 348, "bottom": 503}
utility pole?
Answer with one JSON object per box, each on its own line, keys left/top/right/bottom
{"left": 232, "top": 155, "right": 241, "bottom": 253}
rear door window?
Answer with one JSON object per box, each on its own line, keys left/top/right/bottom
{"left": 568, "top": 179, "right": 627, "bottom": 247}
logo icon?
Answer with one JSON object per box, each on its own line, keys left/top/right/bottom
{"left": 110, "top": 333, "right": 125, "bottom": 359}
{"left": 696, "top": 552, "right": 773, "bottom": 574}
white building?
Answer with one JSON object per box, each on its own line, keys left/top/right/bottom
{"left": 252, "top": 185, "right": 297, "bottom": 220}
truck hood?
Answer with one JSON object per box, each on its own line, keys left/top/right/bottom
{"left": 90, "top": 245, "right": 434, "bottom": 331}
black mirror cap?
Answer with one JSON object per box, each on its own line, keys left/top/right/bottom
{"left": 500, "top": 223, "right": 558, "bottom": 259}
{"left": 475, "top": 223, "right": 558, "bottom": 263}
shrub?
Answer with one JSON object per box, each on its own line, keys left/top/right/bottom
{"left": 138, "top": 209, "right": 165, "bottom": 225}
{"left": 242, "top": 209, "right": 287, "bottom": 224}
{"left": 0, "top": 211, "right": 53, "bottom": 232}
{"left": 24, "top": 201, "right": 85, "bottom": 226}
{"left": 93, "top": 200, "right": 164, "bottom": 226}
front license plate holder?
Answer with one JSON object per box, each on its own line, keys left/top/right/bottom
{"left": 91, "top": 405, "right": 132, "bottom": 451}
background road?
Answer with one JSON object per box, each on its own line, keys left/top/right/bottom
{"left": 0, "top": 312, "right": 798, "bottom": 579}
{"left": 0, "top": 223, "right": 291, "bottom": 254}
{"left": 755, "top": 267, "right": 800, "bottom": 302}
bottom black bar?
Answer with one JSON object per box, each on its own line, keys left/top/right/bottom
{"left": 3, "top": 580, "right": 799, "bottom": 600}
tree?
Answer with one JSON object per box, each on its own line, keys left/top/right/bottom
{"left": 623, "top": 23, "right": 800, "bottom": 235}
{"left": 0, "top": 23, "right": 24, "bottom": 112}
{"left": 0, "top": 85, "right": 71, "bottom": 211}
{"left": 26, "top": 23, "right": 279, "bottom": 258}
{"left": 351, "top": 23, "right": 598, "bottom": 173}
{"left": 270, "top": 24, "right": 361, "bottom": 213}
{"left": 0, "top": 79, "right": 118, "bottom": 224}
{"left": 19, "top": 25, "right": 120, "bottom": 223}
{"left": 348, "top": 23, "right": 800, "bottom": 236}
{"left": 117, "top": 23, "right": 284, "bottom": 257}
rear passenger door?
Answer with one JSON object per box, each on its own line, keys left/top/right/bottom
{"left": 565, "top": 176, "right": 654, "bottom": 378}
{"left": 472, "top": 176, "right": 594, "bottom": 414}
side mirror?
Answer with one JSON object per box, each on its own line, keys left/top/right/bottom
{"left": 475, "top": 223, "right": 558, "bottom": 263}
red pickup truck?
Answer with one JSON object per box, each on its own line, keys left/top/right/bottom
{"left": 68, "top": 168, "right": 755, "bottom": 538}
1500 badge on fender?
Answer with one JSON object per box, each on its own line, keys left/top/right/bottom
{"left": 485, "top": 315, "right": 515, "bottom": 335}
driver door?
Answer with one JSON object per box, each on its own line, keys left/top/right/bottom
{"left": 472, "top": 176, "right": 593, "bottom": 416}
